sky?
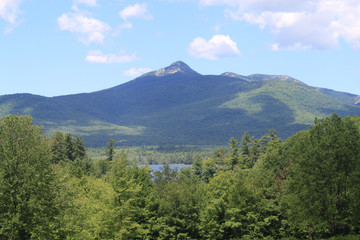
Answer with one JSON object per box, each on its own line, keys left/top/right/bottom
{"left": 1, "top": 0, "right": 360, "bottom": 97}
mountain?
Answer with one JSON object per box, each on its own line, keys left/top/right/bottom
{"left": 1, "top": 61, "right": 360, "bottom": 147}
{"left": 143, "top": 61, "right": 201, "bottom": 77}
{"left": 313, "top": 87, "right": 360, "bottom": 105}
{"left": 221, "top": 72, "right": 305, "bottom": 85}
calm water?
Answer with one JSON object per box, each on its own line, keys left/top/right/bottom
{"left": 139, "top": 164, "right": 191, "bottom": 172}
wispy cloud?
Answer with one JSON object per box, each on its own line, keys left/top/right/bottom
{"left": 119, "top": 3, "right": 153, "bottom": 20}
{"left": 199, "top": 0, "right": 239, "bottom": 7}
{"left": 58, "top": 12, "right": 111, "bottom": 44}
{"left": 86, "top": 50, "right": 138, "bottom": 64}
{"left": 0, "top": 0, "right": 24, "bottom": 33}
{"left": 0, "top": 0, "right": 22, "bottom": 23}
{"left": 188, "top": 35, "right": 241, "bottom": 60}
{"left": 123, "top": 67, "right": 152, "bottom": 77}
{"left": 200, "top": 0, "right": 360, "bottom": 50}
{"left": 72, "top": 0, "right": 99, "bottom": 11}
{"left": 73, "top": 0, "right": 98, "bottom": 7}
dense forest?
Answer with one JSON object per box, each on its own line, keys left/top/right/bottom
{"left": 1, "top": 114, "right": 360, "bottom": 239}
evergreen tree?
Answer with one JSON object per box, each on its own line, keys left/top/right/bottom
{"left": 64, "top": 133, "right": 75, "bottom": 161}
{"left": 153, "top": 163, "right": 177, "bottom": 185}
{"left": 213, "top": 147, "right": 226, "bottom": 172}
{"left": 74, "top": 136, "right": 86, "bottom": 160}
{"left": 228, "top": 137, "right": 239, "bottom": 170}
{"left": 50, "top": 131, "right": 66, "bottom": 164}
{"left": 106, "top": 139, "right": 115, "bottom": 161}
{"left": 248, "top": 139, "right": 260, "bottom": 168}
{"left": 109, "top": 151, "right": 148, "bottom": 238}
{"left": 240, "top": 131, "right": 253, "bottom": 168}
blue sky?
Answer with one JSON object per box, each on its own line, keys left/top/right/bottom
{"left": 1, "top": 0, "right": 360, "bottom": 97}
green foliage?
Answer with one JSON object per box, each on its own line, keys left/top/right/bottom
{"left": 88, "top": 145, "right": 215, "bottom": 164}
{"left": 239, "top": 132, "right": 253, "bottom": 168}
{"left": 106, "top": 139, "right": 115, "bottom": 161}
{"left": 74, "top": 136, "right": 86, "bottom": 160}
{"left": 64, "top": 133, "right": 76, "bottom": 161}
{"left": 202, "top": 158, "right": 217, "bottom": 183}
{"left": 55, "top": 165, "right": 115, "bottom": 239}
{"left": 108, "top": 151, "right": 153, "bottom": 239}
{"left": 1, "top": 113, "right": 360, "bottom": 239}
{"left": 282, "top": 114, "right": 360, "bottom": 238}
{"left": 192, "top": 154, "right": 203, "bottom": 178}
{"left": 221, "top": 81, "right": 356, "bottom": 125}
{"left": 2, "top": 73, "right": 360, "bottom": 147}
{"left": 0, "top": 115, "right": 59, "bottom": 239}
{"left": 50, "top": 131, "right": 66, "bottom": 164}
{"left": 51, "top": 132, "right": 87, "bottom": 163}
{"left": 200, "top": 170, "right": 259, "bottom": 239}
{"left": 150, "top": 165, "right": 206, "bottom": 239}
{"left": 228, "top": 137, "right": 240, "bottom": 170}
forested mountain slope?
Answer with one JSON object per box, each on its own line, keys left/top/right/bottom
{"left": 1, "top": 61, "right": 360, "bottom": 146}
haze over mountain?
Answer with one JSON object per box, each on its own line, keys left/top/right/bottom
{"left": 1, "top": 61, "right": 360, "bottom": 147}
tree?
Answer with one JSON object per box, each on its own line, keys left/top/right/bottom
{"left": 64, "top": 133, "right": 75, "bottom": 161}
{"left": 228, "top": 137, "right": 240, "bottom": 170}
{"left": 109, "top": 151, "right": 148, "bottom": 239}
{"left": 202, "top": 158, "right": 216, "bottom": 183}
{"left": 50, "top": 131, "right": 66, "bottom": 164}
{"left": 192, "top": 154, "right": 203, "bottom": 178}
{"left": 0, "top": 115, "right": 59, "bottom": 239}
{"left": 283, "top": 114, "right": 360, "bottom": 238}
{"left": 247, "top": 135, "right": 288, "bottom": 239}
{"left": 153, "top": 178, "right": 205, "bottom": 239}
{"left": 74, "top": 136, "right": 86, "bottom": 160}
{"left": 55, "top": 166, "right": 115, "bottom": 239}
{"left": 106, "top": 139, "right": 115, "bottom": 162}
{"left": 200, "top": 170, "right": 257, "bottom": 239}
{"left": 248, "top": 139, "right": 260, "bottom": 168}
{"left": 240, "top": 131, "right": 253, "bottom": 168}
{"left": 213, "top": 147, "right": 226, "bottom": 172}
{"left": 153, "top": 163, "right": 177, "bottom": 185}
{"left": 259, "top": 129, "right": 280, "bottom": 155}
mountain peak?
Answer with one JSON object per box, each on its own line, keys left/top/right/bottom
{"left": 143, "top": 61, "right": 201, "bottom": 77}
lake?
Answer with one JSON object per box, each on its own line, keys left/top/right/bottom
{"left": 139, "top": 164, "right": 192, "bottom": 172}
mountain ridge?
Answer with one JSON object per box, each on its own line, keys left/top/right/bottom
{"left": 1, "top": 61, "right": 360, "bottom": 147}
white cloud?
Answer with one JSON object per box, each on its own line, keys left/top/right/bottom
{"left": 200, "top": 0, "right": 310, "bottom": 12}
{"left": 123, "top": 67, "right": 152, "bottom": 77}
{"left": 112, "top": 22, "right": 133, "bottom": 36}
{"left": 199, "top": 0, "right": 238, "bottom": 7}
{"left": 72, "top": 0, "right": 98, "bottom": 11}
{"left": 86, "top": 50, "right": 138, "bottom": 64}
{"left": 119, "top": 3, "right": 153, "bottom": 20}
{"left": 188, "top": 35, "right": 241, "bottom": 60}
{"left": 57, "top": 13, "right": 111, "bottom": 44}
{"left": 0, "top": 0, "right": 24, "bottom": 33}
{"left": 0, "top": 0, "right": 23, "bottom": 24}
{"left": 74, "top": 0, "right": 98, "bottom": 7}
{"left": 200, "top": 0, "right": 360, "bottom": 51}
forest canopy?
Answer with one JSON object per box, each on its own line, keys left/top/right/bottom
{"left": 0, "top": 114, "right": 360, "bottom": 239}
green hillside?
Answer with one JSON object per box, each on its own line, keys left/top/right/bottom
{"left": 221, "top": 81, "right": 358, "bottom": 125}
{"left": 313, "top": 87, "right": 360, "bottom": 105}
{"left": 1, "top": 61, "right": 360, "bottom": 147}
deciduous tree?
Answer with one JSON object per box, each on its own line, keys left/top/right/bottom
{"left": 0, "top": 115, "right": 59, "bottom": 239}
